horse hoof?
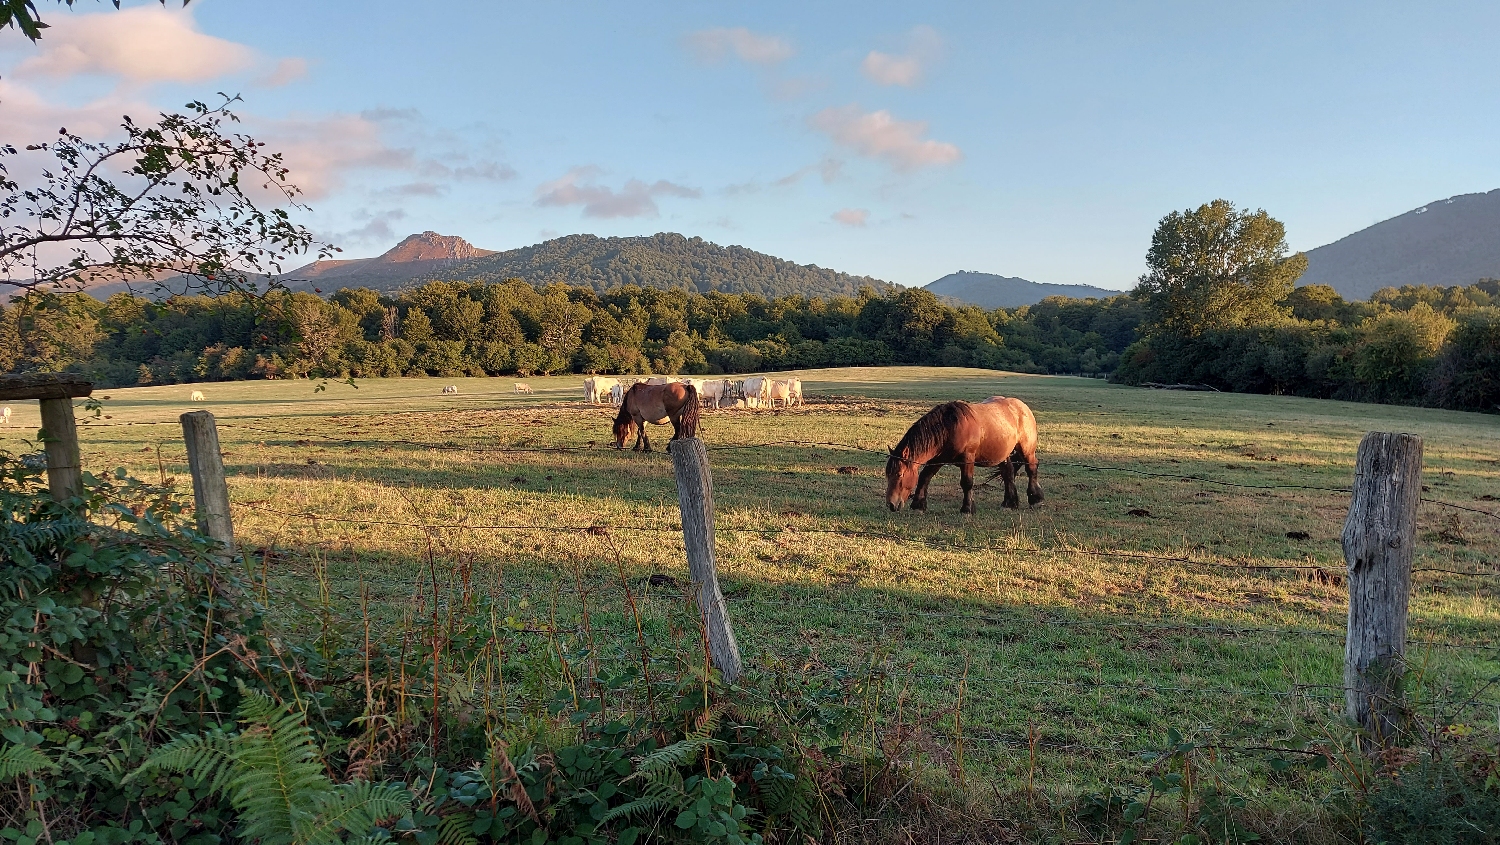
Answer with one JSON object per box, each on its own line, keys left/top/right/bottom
{"left": 1003, "top": 500, "right": 1020, "bottom": 510}
{"left": 1028, "top": 495, "right": 1044, "bottom": 507}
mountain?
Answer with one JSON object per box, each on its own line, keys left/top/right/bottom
{"left": 404, "top": 232, "right": 893, "bottom": 299}
{"left": 925, "top": 271, "right": 1122, "bottom": 308}
{"left": 1300, "top": 190, "right": 1500, "bottom": 300}
{"left": 284, "top": 231, "right": 494, "bottom": 292}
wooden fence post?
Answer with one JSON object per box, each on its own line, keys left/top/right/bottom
{"left": 180, "top": 411, "right": 237, "bottom": 562}
{"left": 39, "top": 397, "right": 83, "bottom": 503}
{"left": 1343, "top": 431, "right": 1422, "bottom": 743}
{"left": 669, "top": 437, "right": 743, "bottom": 683}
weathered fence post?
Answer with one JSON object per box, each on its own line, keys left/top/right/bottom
{"left": 180, "top": 411, "right": 236, "bottom": 562}
{"left": 0, "top": 374, "right": 93, "bottom": 503}
{"left": 1343, "top": 431, "right": 1422, "bottom": 743}
{"left": 669, "top": 437, "right": 743, "bottom": 683}
{"left": 39, "top": 396, "right": 84, "bottom": 503}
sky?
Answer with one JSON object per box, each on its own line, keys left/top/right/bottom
{"left": 3, "top": 0, "right": 1499, "bottom": 291}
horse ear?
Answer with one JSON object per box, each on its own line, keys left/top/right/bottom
{"left": 888, "top": 445, "right": 896, "bottom": 455}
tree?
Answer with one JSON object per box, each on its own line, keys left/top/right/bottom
{"left": 1, "top": 98, "right": 330, "bottom": 297}
{"left": 1135, "top": 200, "right": 1306, "bottom": 338}
{"left": 1, "top": 0, "right": 184, "bottom": 42}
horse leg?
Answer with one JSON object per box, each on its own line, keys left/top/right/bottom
{"left": 1024, "top": 449, "right": 1044, "bottom": 506}
{"left": 999, "top": 461, "right": 1020, "bottom": 509}
{"left": 960, "top": 461, "right": 977, "bottom": 514}
{"left": 911, "top": 463, "right": 943, "bottom": 512}
{"left": 632, "top": 418, "right": 647, "bottom": 452}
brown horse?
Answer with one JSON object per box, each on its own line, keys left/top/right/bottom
{"left": 885, "top": 396, "right": 1042, "bottom": 514}
{"left": 613, "top": 382, "right": 700, "bottom": 452}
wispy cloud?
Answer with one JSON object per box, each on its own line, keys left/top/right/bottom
{"left": 535, "top": 167, "right": 702, "bottom": 218}
{"left": 683, "top": 27, "right": 794, "bottom": 65}
{"left": 773, "top": 157, "right": 843, "bottom": 187}
{"left": 808, "top": 105, "right": 961, "bottom": 171}
{"left": 258, "top": 57, "right": 309, "bottom": 87}
{"left": 831, "top": 208, "right": 870, "bottom": 227}
{"left": 861, "top": 25, "right": 943, "bottom": 88}
{"left": 13, "top": 5, "right": 256, "bottom": 83}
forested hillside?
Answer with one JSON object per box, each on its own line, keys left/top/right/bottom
{"left": 412, "top": 232, "right": 896, "bottom": 298}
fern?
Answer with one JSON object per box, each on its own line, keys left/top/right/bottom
{"left": 0, "top": 743, "right": 52, "bottom": 779}
{"left": 133, "top": 685, "right": 412, "bottom": 845}
{"left": 432, "top": 806, "right": 481, "bottom": 845}
{"left": 302, "top": 781, "right": 413, "bottom": 844}
{"left": 126, "top": 729, "right": 235, "bottom": 793}
{"left": 230, "top": 690, "right": 334, "bottom": 845}
{"left": 631, "top": 736, "right": 722, "bottom": 780}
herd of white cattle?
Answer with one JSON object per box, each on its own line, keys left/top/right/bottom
{"left": 581, "top": 375, "right": 804, "bottom": 409}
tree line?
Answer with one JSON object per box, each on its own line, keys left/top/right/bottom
{"left": 1116, "top": 200, "right": 1500, "bottom": 412}
{"left": 0, "top": 280, "right": 1143, "bottom": 387}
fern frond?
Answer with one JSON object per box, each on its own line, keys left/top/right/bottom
{"left": 632, "top": 737, "right": 723, "bottom": 779}
{"left": 598, "top": 795, "right": 677, "bottom": 824}
{"left": 228, "top": 688, "right": 334, "bottom": 845}
{"left": 434, "top": 806, "right": 479, "bottom": 845}
{"left": 0, "top": 744, "right": 52, "bottom": 779}
{"left": 299, "top": 781, "right": 413, "bottom": 845}
{"left": 128, "top": 729, "right": 235, "bottom": 793}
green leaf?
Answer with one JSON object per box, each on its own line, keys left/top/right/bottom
{"left": 675, "top": 811, "right": 697, "bottom": 829}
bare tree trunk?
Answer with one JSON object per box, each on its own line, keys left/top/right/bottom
{"left": 1343, "top": 431, "right": 1422, "bottom": 744}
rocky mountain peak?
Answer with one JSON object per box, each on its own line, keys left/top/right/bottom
{"left": 377, "top": 231, "right": 494, "bottom": 263}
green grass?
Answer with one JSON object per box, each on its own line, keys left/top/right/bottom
{"left": 7, "top": 366, "right": 1498, "bottom": 835}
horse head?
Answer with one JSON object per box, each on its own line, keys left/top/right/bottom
{"left": 884, "top": 445, "right": 917, "bottom": 511}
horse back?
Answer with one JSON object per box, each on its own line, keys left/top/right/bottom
{"left": 977, "top": 396, "right": 1038, "bottom": 453}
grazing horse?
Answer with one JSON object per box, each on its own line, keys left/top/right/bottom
{"left": 885, "top": 396, "right": 1042, "bottom": 514}
{"left": 613, "top": 382, "right": 700, "bottom": 452}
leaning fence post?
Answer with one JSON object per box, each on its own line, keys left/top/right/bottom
{"left": 180, "top": 410, "right": 237, "bottom": 563}
{"left": 1343, "top": 431, "right": 1422, "bottom": 744}
{"left": 669, "top": 436, "right": 743, "bottom": 683}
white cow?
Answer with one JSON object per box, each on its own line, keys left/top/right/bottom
{"left": 787, "top": 378, "right": 804, "bottom": 407}
{"left": 189, "top": 390, "right": 205, "bottom": 402}
{"left": 582, "top": 378, "right": 612, "bottom": 405}
{"left": 740, "top": 376, "right": 771, "bottom": 409}
{"left": 583, "top": 377, "right": 600, "bottom": 403}
{"left": 514, "top": 383, "right": 533, "bottom": 394}
{"left": 1, "top": 407, "right": 10, "bottom": 425}
{"left": 698, "top": 378, "right": 729, "bottom": 409}
{"left": 442, "top": 385, "right": 459, "bottom": 394}
{"left": 767, "top": 379, "right": 793, "bottom": 409}
{"left": 645, "top": 376, "right": 674, "bottom": 386}
{"left": 609, "top": 382, "right": 625, "bottom": 405}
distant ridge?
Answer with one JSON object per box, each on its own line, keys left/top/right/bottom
{"left": 1300, "top": 189, "right": 1500, "bottom": 300}
{"left": 411, "top": 232, "right": 894, "bottom": 298}
{"left": 285, "top": 231, "right": 494, "bottom": 292}
{"left": 925, "top": 271, "right": 1121, "bottom": 309}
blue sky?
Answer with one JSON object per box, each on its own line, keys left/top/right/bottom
{"left": 3, "top": 0, "right": 1499, "bottom": 290}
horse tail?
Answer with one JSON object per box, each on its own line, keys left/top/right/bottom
{"left": 680, "top": 384, "right": 701, "bottom": 437}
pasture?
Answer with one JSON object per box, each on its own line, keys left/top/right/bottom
{"left": 7, "top": 367, "right": 1498, "bottom": 837}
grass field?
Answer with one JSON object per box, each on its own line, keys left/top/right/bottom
{"left": 6, "top": 366, "right": 1498, "bottom": 838}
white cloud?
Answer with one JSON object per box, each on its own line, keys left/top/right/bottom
{"left": 684, "top": 27, "right": 793, "bottom": 65}
{"left": 832, "top": 208, "right": 869, "bottom": 227}
{"left": 259, "top": 57, "right": 309, "bottom": 87}
{"left": 260, "top": 113, "right": 418, "bottom": 200}
{"left": 13, "top": 6, "right": 256, "bottom": 83}
{"left": 808, "top": 105, "right": 961, "bottom": 171}
{"left": 774, "top": 156, "right": 843, "bottom": 187}
{"left": 861, "top": 25, "right": 943, "bottom": 88}
{"left": 535, "top": 167, "right": 702, "bottom": 218}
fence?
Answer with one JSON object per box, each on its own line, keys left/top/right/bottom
{"left": 132, "top": 408, "right": 1498, "bottom": 763}
{"left": 34, "top": 399, "right": 1500, "bottom": 771}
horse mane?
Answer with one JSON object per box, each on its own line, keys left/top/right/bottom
{"left": 894, "top": 401, "right": 974, "bottom": 461}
